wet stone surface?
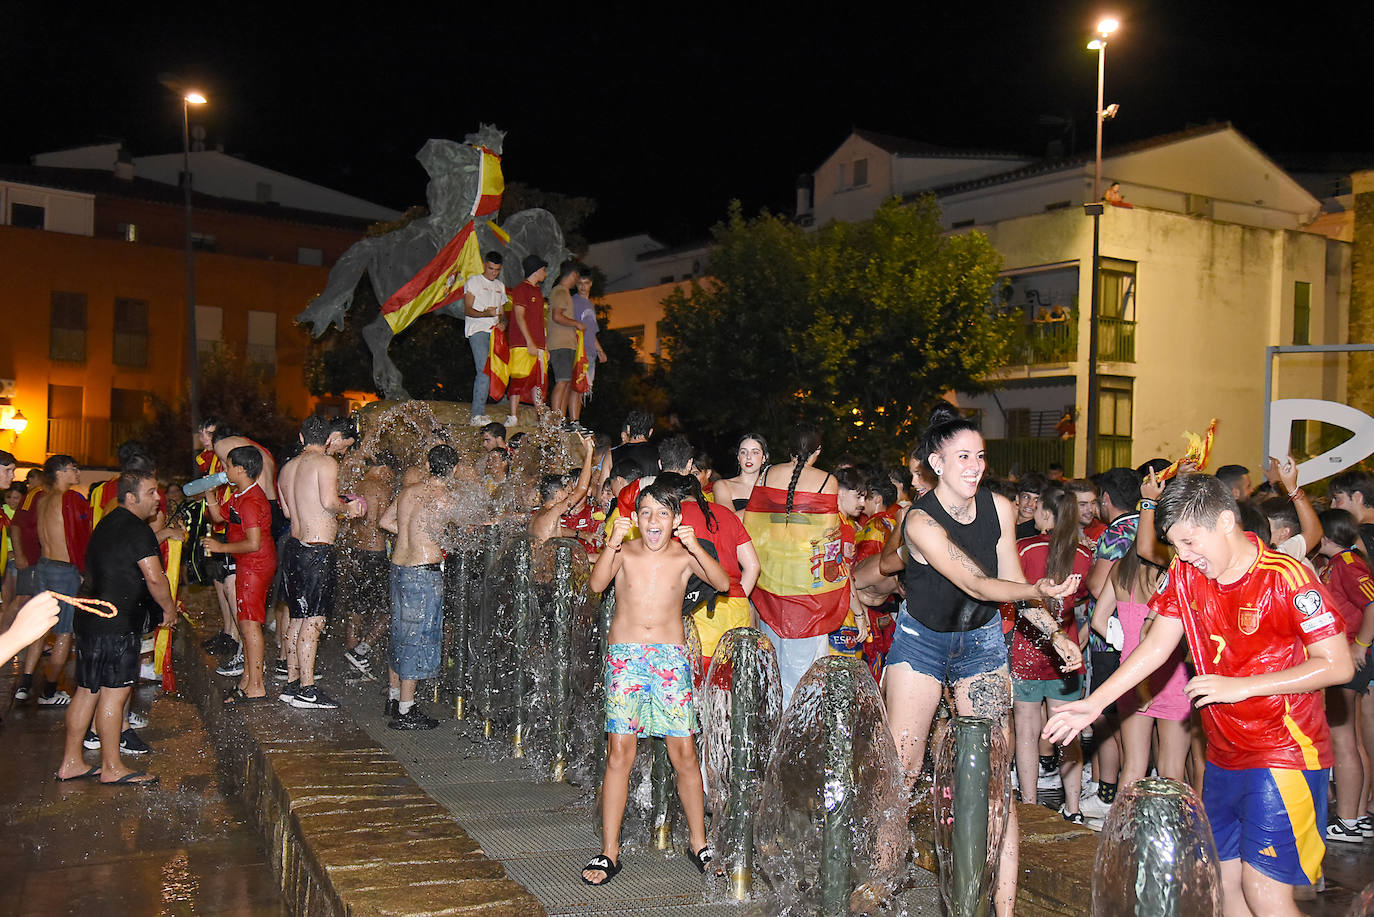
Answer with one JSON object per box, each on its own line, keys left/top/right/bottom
{"left": 0, "top": 662, "right": 285, "bottom": 917}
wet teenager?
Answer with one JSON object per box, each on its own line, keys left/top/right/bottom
{"left": 883, "top": 404, "right": 1082, "bottom": 917}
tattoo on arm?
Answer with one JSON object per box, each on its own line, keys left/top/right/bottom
{"left": 1020, "top": 602, "right": 1060, "bottom": 637}
{"left": 915, "top": 509, "right": 989, "bottom": 581}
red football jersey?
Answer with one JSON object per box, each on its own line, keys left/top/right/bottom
{"left": 1010, "top": 535, "right": 1091, "bottom": 680}
{"left": 227, "top": 483, "right": 277, "bottom": 578}
{"left": 679, "top": 500, "right": 753, "bottom": 598}
{"left": 1150, "top": 533, "right": 1343, "bottom": 771}
{"left": 1321, "top": 549, "right": 1374, "bottom": 636}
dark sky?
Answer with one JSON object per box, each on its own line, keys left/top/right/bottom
{"left": 5, "top": 2, "right": 1369, "bottom": 246}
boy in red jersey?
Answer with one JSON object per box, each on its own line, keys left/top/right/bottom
{"left": 202, "top": 446, "right": 278, "bottom": 703}
{"left": 1045, "top": 474, "right": 1352, "bottom": 917}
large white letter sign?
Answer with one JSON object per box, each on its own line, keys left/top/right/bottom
{"left": 1267, "top": 399, "right": 1374, "bottom": 487}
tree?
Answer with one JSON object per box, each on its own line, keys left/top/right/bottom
{"left": 660, "top": 197, "right": 1013, "bottom": 461}
{"left": 137, "top": 345, "right": 301, "bottom": 478}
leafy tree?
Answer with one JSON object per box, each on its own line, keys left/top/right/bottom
{"left": 137, "top": 345, "right": 301, "bottom": 478}
{"left": 660, "top": 197, "right": 1012, "bottom": 462}
{"left": 500, "top": 182, "right": 597, "bottom": 255}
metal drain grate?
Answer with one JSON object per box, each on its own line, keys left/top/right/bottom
{"left": 422, "top": 779, "right": 582, "bottom": 817}
{"left": 500, "top": 847, "right": 728, "bottom": 912}
{"left": 459, "top": 811, "right": 601, "bottom": 859}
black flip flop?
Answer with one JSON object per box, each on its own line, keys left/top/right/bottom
{"left": 690, "top": 845, "right": 714, "bottom": 874}
{"left": 102, "top": 770, "right": 159, "bottom": 787}
{"left": 55, "top": 765, "right": 101, "bottom": 782}
{"left": 223, "top": 688, "right": 269, "bottom": 705}
{"left": 581, "top": 855, "right": 621, "bottom": 886}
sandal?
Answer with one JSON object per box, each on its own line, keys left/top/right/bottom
{"left": 102, "top": 770, "right": 159, "bottom": 786}
{"left": 690, "top": 845, "right": 714, "bottom": 874}
{"left": 223, "top": 687, "right": 269, "bottom": 705}
{"left": 580, "top": 854, "right": 621, "bottom": 886}
{"left": 55, "top": 765, "right": 102, "bottom": 782}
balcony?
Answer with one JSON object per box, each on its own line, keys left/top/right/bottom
{"left": 1098, "top": 316, "right": 1135, "bottom": 363}
{"left": 1006, "top": 316, "right": 1135, "bottom": 366}
{"left": 984, "top": 437, "right": 1075, "bottom": 477}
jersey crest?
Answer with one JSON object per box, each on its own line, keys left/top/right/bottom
{"left": 1238, "top": 604, "right": 1260, "bottom": 635}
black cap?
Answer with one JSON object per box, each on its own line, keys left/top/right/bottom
{"left": 521, "top": 254, "right": 546, "bottom": 279}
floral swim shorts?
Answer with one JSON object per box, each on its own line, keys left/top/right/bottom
{"left": 604, "top": 643, "right": 696, "bottom": 737}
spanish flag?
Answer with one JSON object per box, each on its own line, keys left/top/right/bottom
{"left": 743, "top": 485, "right": 852, "bottom": 639}
{"left": 485, "top": 325, "right": 511, "bottom": 401}
{"left": 89, "top": 478, "right": 119, "bottom": 527}
{"left": 504, "top": 346, "right": 547, "bottom": 402}
{"left": 572, "top": 329, "right": 590, "bottom": 395}
{"left": 854, "top": 506, "right": 897, "bottom": 563}
{"left": 379, "top": 146, "right": 508, "bottom": 335}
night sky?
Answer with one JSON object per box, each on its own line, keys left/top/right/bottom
{"left": 5, "top": 2, "right": 1369, "bottom": 246}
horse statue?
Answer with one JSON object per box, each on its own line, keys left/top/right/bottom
{"left": 297, "top": 125, "right": 569, "bottom": 399}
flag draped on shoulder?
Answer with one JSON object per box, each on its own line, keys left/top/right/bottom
{"left": 572, "top": 329, "right": 590, "bottom": 394}
{"left": 379, "top": 146, "right": 508, "bottom": 335}
{"left": 485, "top": 325, "right": 511, "bottom": 401}
{"left": 743, "top": 485, "right": 852, "bottom": 639}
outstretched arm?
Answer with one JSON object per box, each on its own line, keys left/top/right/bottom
{"left": 589, "top": 516, "right": 632, "bottom": 593}
{"left": 905, "top": 507, "right": 1080, "bottom": 605}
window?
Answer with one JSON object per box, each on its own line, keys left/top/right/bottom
{"left": 246, "top": 310, "right": 276, "bottom": 370}
{"left": 613, "top": 325, "right": 645, "bottom": 352}
{"left": 852, "top": 158, "right": 868, "bottom": 187}
{"left": 11, "top": 203, "right": 45, "bottom": 229}
{"left": 1044, "top": 200, "right": 1072, "bottom": 211}
{"left": 46, "top": 384, "right": 84, "bottom": 456}
{"left": 118, "top": 222, "right": 138, "bottom": 242}
{"left": 196, "top": 305, "right": 223, "bottom": 354}
{"left": 1293, "top": 281, "right": 1311, "bottom": 346}
{"left": 191, "top": 232, "right": 217, "bottom": 252}
{"left": 1098, "top": 258, "right": 1137, "bottom": 320}
{"left": 951, "top": 218, "right": 976, "bottom": 229}
{"left": 1096, "top": 376, "right": 1134, "bottom": 471}
{"left": 50, "top": 292, "right": 87, "bottom": 362}
{"left": 297, "top": 247, "right": 323, "bottom": 266}
{"left": 113, "top": 298, "right": 149, "bottom": 368}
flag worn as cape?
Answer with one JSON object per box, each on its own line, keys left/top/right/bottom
{"left": 572, "top": 329, "right": 590, "bottom": 394}
{"left": 743, "top": 485, "right": 852, "bottom": 639}
{"left": 379, "top": 146, "right": 508, "bottom": 335}
{"left": 485, "top": 325, "right": 510, "bottom": 401}
{"left": 854, "top": 506, "right": 898, "bottom": 563}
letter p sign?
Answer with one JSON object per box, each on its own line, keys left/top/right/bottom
{"left": 1267, "top": 399, "right": 1374, "bottom": 486}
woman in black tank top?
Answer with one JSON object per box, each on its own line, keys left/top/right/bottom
{"left": 714, "top": 433, "right": 769, "bottom": 519}
{"left": 883, "top": 405, "right": 1083, "bottom": 915}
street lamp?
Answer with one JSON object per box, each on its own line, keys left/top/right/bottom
{"left": 1082, "top": 16, "right": 1118, "bottom": 476}
{"left": 182, "top": 90, "right": 207, "bottom": 437}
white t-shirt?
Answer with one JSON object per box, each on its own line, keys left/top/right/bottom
{"left": 1275, "top": 532, "right": 1317, "bottom": 573}
{"left": 464, "top": 274, "right": 507, "bottom": 337}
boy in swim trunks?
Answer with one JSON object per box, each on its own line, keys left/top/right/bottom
{"left": 1044, "top": 474, "right": 1353, "bottom": 916}
{"left": 581, "top": 481, "right": 730, "bottom": 887}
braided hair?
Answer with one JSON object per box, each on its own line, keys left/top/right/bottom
{"left": 784, "top": 424, "right": 823, "bottom": 518}
{"left": 657, "top": 472, "right": 718, "bottom": 533}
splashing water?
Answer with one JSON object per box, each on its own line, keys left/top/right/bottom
{"left": 756, "top": 655, "right": 910, "bottom": 915}
{"left": 1091, "top": 777, "right": 1221, "bottom": 917}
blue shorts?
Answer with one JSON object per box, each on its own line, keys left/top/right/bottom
{"left": 388, "top": 563, "right": 443, "bottom": 681}
{"left": 886, "top": 607, "right": 1007, "bottom": 684}
{"left": 37, "top": 558, "right": 81, "bottom": 635}
{"left": 1203, "top": 762, "right": 1327, "bottom": 886}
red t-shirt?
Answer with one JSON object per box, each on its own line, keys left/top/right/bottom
{"left": 1009, "top": 535, "right": 1091, "bottom": 679}
{"left": 227, "top": 483, "right": 277, "bottom": 577}
{"left": 1082, "top": 519, "right": 1107, "bottom": 549}
{"left": 1150, "top": 533, "right": 1343, "bottom": 771}
{"left": 508, "top": 282, "right": 546, "bottom": 351}
{"left": 678, "top": 500, "right": 753, "bottom": 598}
{"left": 560, "top": 501, "right": 602, "bottom": 554}
{"left": 1321, "top": 549, "right": 1374, "bottom": 637}
{"left": 12, "top": 487, "right": 43, "bottom": 567}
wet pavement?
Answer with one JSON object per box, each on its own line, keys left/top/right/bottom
{"left": 0, "top": 654, "right": 285, "bottom": 917}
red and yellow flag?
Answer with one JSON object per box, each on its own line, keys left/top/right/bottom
{"left": 572, "top": 329, "right": 590, "bottom": 394}
{"left": 379, "top": 146, "right": 508, "bottom": 335}
{"left": 485, "top": 325, "right": 511, "bottom": 401}
{"left": 854, "top": 506, "right": 897, "bottom": 563}
{"left": 743, "top": 485, "right": 852, "bottom": 639}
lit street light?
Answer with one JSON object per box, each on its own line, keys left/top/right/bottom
{"left": 1083, "top": 16, "right": 1119, "bottom": 475}
{"left": 182, "top": 90, "right": 207, "bottom": 436}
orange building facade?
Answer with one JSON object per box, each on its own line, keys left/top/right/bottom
{"left": 0, "top": 167, "right": 376, "bottom": 467}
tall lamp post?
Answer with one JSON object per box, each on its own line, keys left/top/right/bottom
{"left": 182, "top": 91, "right": 207, "bottom": 436}
{"left": 1082, "top": 17, "right": 1118, "bottom": 475}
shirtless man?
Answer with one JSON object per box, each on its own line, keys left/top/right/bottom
{"left": 28, "top": 455, "right": 92, "bottom": 705}
{"left": 581, "top": 482, "right": 729, "bottom": 886}
{"left": 530, "top": 434, "right": 595, "bottom": 547}
{"left": 341, "top": 453, "right": 397, "bottom": 678}
{"left": 276, "top": 416, "right": 365, "bottom": 709}
{"left": 379, "top": 445, "right": 460, "bottom": 730}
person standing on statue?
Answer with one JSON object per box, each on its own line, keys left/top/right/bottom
{"left": 504, "top": 255, "right": 548, "bottom": 426}
{"left": 463, "top": 251, "right": 506, "bottom": 427}
{"left": 570, "top": 274, "right": 606, "bottom": 425}
{"left": 1045, "top": 473, "right": 1353, "bottom": 917}
{"left": 276, "top": 415, "right": 365, "bottom": 709}
{"left": 379, "top": 445, "right": 460, "bottom": 730}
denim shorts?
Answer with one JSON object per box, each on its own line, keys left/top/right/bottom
{"left": 389, "top": 563, "right": 443, "bottom": 681}
{"left": 37, "top": 557, "right": 82, "bottom": 635}
{"left": 885, "top": 606, "right": 1007, "bottom": 684}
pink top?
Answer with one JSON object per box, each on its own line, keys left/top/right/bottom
{"left": 1116, "top": 592, "right": 1191, "bottom": 722}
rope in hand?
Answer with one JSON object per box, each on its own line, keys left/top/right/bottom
{"left": 45, "top": 591, "right": 120, "bottom": 619}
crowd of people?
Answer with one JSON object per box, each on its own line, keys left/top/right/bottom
{"left": 3, "top": 376, "right": 1372, "bottom": 914}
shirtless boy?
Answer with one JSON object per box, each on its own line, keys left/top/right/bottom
{"left": 277, "top": 415, "right": 365, "bottom": 709}
{"left": 27, "top": 455, "right": 92, "bottom": 705}
{"left": 581, "top": 482, "right": 730, "bottom": 886}
{"left": 341, "top": 453, "right": 397, "bottom": 677}
{"left": 530, "top": 434, "right": 595, "bottom": 547}
{"left": 380, "top": 445, "right": 460, "bottom": 730}
{"left": 203, "top": 447, "right": 278, "bottom": 703}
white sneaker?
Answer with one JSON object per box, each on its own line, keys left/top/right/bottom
{"left": 1326, "top": 818, "right": 1366, "bottom": 844}
{"left": 1079, "top": 793, "right": 1114, "bottom": 821}
{"left": 470, "top": 414, "right": 492, "bottom": 426}
{"left": 1037, "top": 770, "right": 1063, "bottom": 790}
{"left": 1080, "top": 778, "right": 1100, "bottom": 801}
{"left": 503, "top": 414, "right": 519, "bottom": 427}
{"left": 216, "top": 653, "right": 245, "bottom": 677}
{"left": 128, "top": 710, "right": 149, "bottom": 729}
{"left": 37, "top": 690, "right": 72, "bottom": 706}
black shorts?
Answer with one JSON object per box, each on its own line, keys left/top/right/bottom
{"left": 1090, "top": 648, "right": 1121, "bottom": 716}
{"left": 286, "top": 540, "right": 336, "bottom": 620}
{"left": 75, "top": 632, "right": 140, "bottom": 691}
{"left": 336, "top": 547, "right": 389, "bottom": 620}
{"left": 549, "top": 347, "right": 576, "bottom": 382}
{"left": 207, "top": 551, "right": 236, "bottom": 583}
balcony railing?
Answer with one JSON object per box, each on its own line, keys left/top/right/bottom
{"left": 1098, "top": 317, "right": 1135, "bottom": 362}
{"left": 1006, "top": 317, "right": 1136, "bottom": 366}
{"left": 984, "top": 437, "right": 1075, "bottom": 477}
